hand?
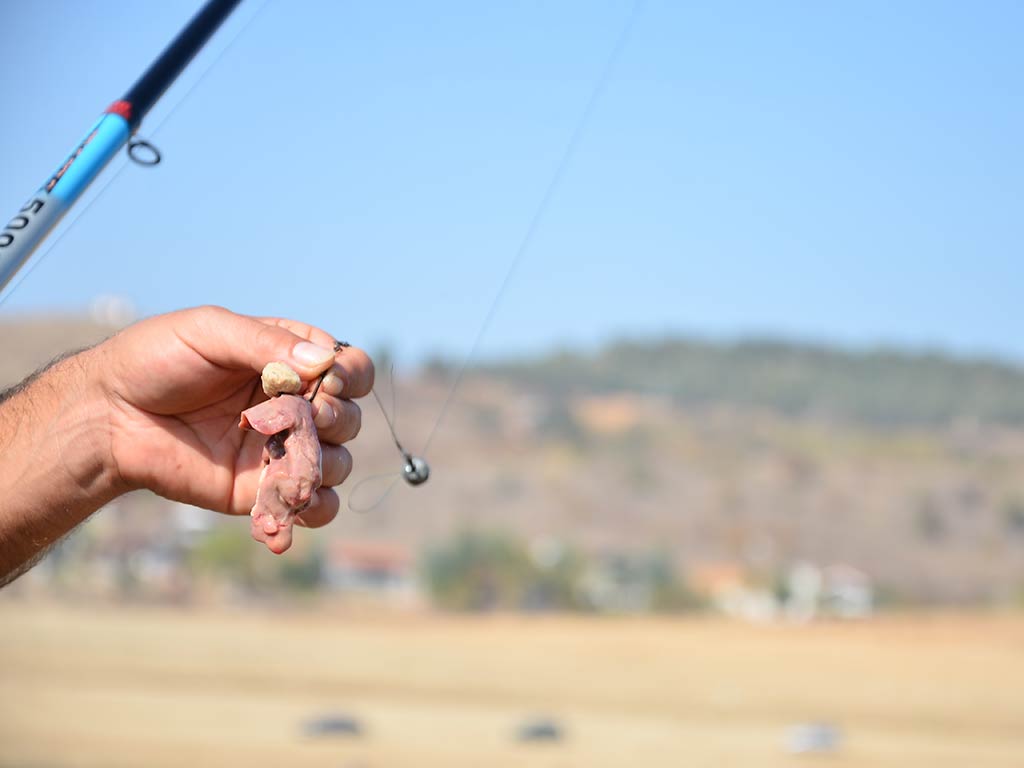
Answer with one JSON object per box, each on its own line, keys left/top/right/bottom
{"left": 95, "top": 305, "right": 374, "bottom": 531}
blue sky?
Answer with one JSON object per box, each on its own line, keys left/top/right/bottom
{"left": 1, "top": 1, "right": 1022, "bottom": 365}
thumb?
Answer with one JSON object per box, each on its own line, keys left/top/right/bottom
{"left": 184, "top": 306, "right": 337, "bottom": 380}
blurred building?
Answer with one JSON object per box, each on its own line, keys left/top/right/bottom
{"left": 581, "top": 551, "right": 667, "bottom": 612}
{"left": 324, "top": 540, "right": 420, "bottom": 606}
{"left": 687, "top": 561, "right": 778, "bottom": 622}
{"left": 785, "top": 562, "right": 874, "bottom": 621}
{"left": 821, "top": 563, "right": 874, "bottom": 619}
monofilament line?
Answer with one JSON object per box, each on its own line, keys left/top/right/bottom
{"left": 420, "top": 0, "right": 646, "bottom": 456}
{"left": 373, "top": 385, "right": 410, "bottom": 462}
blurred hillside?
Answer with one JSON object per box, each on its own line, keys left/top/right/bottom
{"left": 482, "top": 338, "right": 1024, "bottom": 426}
{"left": 5, "top": 313, "right": 1024, "bottom": 610}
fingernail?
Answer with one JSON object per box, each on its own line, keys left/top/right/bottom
{"left": 314, "top": 401, "right": 336, "bottom": 429}
{"left": 322, "top": 372, "right": 344, "bottom": 397}
{"left": 293, "top": 342, "right": 335, "bottom": 367}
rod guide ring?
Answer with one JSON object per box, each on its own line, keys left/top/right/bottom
{"left": 127, "top": 138, "right": 161, "bottom": 166}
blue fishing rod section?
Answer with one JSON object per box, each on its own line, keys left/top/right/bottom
{"left": 0, "top": 0, "right": 242, "bottom": 293}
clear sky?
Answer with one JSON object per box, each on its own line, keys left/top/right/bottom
{"left": 1, "top": 0, "right": 1022, "bottom": 366}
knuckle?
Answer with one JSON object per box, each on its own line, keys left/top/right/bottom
{"left": 193, "top": 304, "right": 229, "bottom": 323}
{"left": 315, "top": 400, "right": 337, "bottom": 429}
{"left": 319, "top": 488, "right": 341, "bottom": 519}
{"left": 364, "top": 353, "right": 376, "bottom": 392}
{"left": 344, "top": 347, "right": 374, "bottom": 395}
{"left": 349, "top": 402, "right": 362, "bottom": 439}
{"left": 324, "top": 445, "right": 354, "bottom": 485}
{"left": 339, "top": 448, "right": 354, "bottom": 481}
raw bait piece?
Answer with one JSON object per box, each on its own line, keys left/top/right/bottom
{"left": 239, "top": 393, "right": 322, "bottom": 554}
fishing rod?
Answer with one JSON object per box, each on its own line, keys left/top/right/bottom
{"left": 0, "top": 0, "right": 242, "bottom": 293}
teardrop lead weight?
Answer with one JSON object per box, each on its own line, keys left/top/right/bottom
{"left": 403, "top": 455, "right": 430, "bottom": 485}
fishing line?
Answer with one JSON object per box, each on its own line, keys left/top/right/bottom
{"left": 0, "top": 0, "right": 274, "bottom": 309}
{"left": 347, "top": 364, "right": 428, "bottom": 513}
{"left": 390, "top": 362, "right": 398, "bottom": 438}
{"left": 342, "top": 0, "right": 646, "bottom": 510}
{"left": 309, "top": 344, "right": 424, "bottom": 484}
{"left": 372, "top": 387, "right": 407, "bottom": 463}
{"left": 369, "top": 387, "right": 429, "bottom": 479}
{"left": 345, "top": 0, "right": 645, "bottom": 511}
{"left": 419, "top": 0, "right": 646, "bottom": 458}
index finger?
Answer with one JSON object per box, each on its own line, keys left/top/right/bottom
{"left": 256, "top": 317, "right": 338, "bottom": 351}
{"left": 257, "top": 317, "right": 375, "bottom": 398}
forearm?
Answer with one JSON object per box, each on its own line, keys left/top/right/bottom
{"left": 0, "top": 347, "right": 125, "bottom": 585}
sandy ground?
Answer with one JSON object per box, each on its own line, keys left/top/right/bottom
{"left": 0, "top": 603, "right": 1022, "bottom": 767}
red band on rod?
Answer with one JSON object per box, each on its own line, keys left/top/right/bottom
{"left": 105, "top": 100, "right": 133, "bottom": 121}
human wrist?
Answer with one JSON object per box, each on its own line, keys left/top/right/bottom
{"left": 44, "top": 344, "right": 131, "bottom": 504}
{"left": 0, "top": 344, "right": 127, "bottom": 584}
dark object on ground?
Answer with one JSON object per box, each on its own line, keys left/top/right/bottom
{"left": 515, "top": 716, "right": 564, "bottom": 743}
{"left": 302, "top": 714, "right": 364, "bottom": 738}
{"left": 785, "top": 722, "right": 843, "bottom": 754}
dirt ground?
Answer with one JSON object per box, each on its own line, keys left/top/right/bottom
{"left": 0, "top": 603, "right": 1022, "bottom": 767}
